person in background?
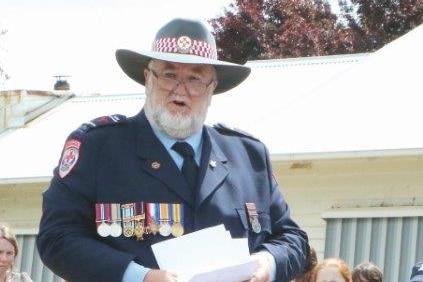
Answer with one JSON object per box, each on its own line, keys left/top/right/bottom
{"left": 410, "top": 258, "right": 423, "bottom": 282}
{"left": 312, "top": 258, "right": 352, "bottom": 282}
{"left": 351, "top": 261, "right": 384, "bottom": 282}
{"left": 294, "top": 246, "right": 318, "bottom": 282}
{"left": 0, "top": 225, "right": 34, "bottom": 282}
{"left": 36, "top": 18, "right": 309, "bottom": 282}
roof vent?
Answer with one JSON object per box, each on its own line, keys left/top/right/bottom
{"left": 54, "top": 75, "right": 70, "bottom": 91}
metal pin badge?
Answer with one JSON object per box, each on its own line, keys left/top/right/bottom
{"left": 151, "top": 161, "right": 161, "bottom": 169}
{"left": 209, "top": 160, "right": 216, "bottom": 168}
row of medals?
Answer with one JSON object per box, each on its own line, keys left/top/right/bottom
{"left": 95, "top": 202, "right": 184, "bottom": 240}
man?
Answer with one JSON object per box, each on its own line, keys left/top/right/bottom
{"left": 37, "top": 18, "right": 309, "bottom": 282}
{"left": 410, "top": 259, "right": 423, "bottom": 282}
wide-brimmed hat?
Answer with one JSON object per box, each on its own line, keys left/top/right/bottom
{"left": 115, "top": 18, "right": 251, "bottom": 94}
{"left": 410, "top": 259, "right": 423, "bottom": 282}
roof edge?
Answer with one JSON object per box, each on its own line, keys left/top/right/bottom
{"left": 0, "top": 176, "right": 52, "bottom": 185}
{"left": 271, "top": 148, "right": 423, "bottom": 161}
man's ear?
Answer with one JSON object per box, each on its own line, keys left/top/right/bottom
{"left": 211, "top": 80, "right": 218, "bottom": 92}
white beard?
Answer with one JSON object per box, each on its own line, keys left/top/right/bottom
{"left": 144, "top": 95, "right": 208, "bottom": 139}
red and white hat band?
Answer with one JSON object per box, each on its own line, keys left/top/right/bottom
{"left": 153, "top": 36, "right": 217, "bottom": 59}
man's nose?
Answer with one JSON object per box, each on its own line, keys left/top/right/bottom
{"left": 173, "top": 81, "right": 189, "bottom": 94}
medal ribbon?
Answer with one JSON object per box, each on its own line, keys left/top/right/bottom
{"left": 95, "top": 203, "right": 103, "bottom": 223}
{"left": 97, "top": 203, "right": 111, "bottom": 223}
{"left": 172, "top": 203, "right": 183, "bottom": 224}
{"left": 134, "top": 202, "right": 145, "bottom": 220}
{"left": 245, "top": 202, "right": 258, "bottom": 217}
{"left": 121, "top": 203, "right": 134, "bottom": 222}
{"left": 154, "top": 203, "right": 160, "bottom": 222}
{"left": 111, "top": 203, "right": 121, "bottom": 223}
{"left": 146, "top": 203, "right": 154, "bottom": 226}
{"left": 159, "top": 203, "right": 170, "bottom": 222}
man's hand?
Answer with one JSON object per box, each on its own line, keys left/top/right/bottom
{"left": 143, "top": 269, "right": 179, "bottom": 282}
{"left": 246, "top": 252, "right": 273, "bottom": 282}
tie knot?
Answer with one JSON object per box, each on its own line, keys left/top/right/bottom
{"left": 172, "top": 142, "right": 195, "bottom": 158}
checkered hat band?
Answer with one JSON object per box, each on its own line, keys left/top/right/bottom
{"left": 153, "top": 37, "right": 217, "bottom": 59}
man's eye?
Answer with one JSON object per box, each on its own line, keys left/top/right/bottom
{"left": 163, "top": 72, "right": 177, "bottom": 79}
{"left": 188, "top": 76, "right": 202, "bottom": 82}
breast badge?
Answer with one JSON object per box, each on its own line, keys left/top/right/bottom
{"left": 245, "top": 202, "right": 261, "bottom": 234}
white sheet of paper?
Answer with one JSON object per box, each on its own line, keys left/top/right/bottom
{"left": 151, "top": 224, "right": 258, "bottom": 282}
{"left": 181, "top": 256, "right": 258, "bottom": 282}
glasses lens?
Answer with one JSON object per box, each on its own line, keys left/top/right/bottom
{"left": 158, "top": 76, "right": 178, "bottom": 91}
{"left": 185, "top": 81, "right": 206, "bottom": 96}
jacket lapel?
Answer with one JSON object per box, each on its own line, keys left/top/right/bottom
{"left": 196, "top": 128, "right": 229, "bottom": 209}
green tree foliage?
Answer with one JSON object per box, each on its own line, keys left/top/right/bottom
{"left": 209, "top": 0, "right": 423, "bottom": 63}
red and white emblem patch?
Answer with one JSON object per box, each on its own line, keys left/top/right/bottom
{"left": 59, "top": 139, "right": 81, "bottom": 178}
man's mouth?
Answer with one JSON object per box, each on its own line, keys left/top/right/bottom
{"left": 173, "top": 100, "right": 186, "bottom": 106}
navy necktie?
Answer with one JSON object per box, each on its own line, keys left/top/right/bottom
{"left": 172, "top": 142, "right": 199, "bottom": 191}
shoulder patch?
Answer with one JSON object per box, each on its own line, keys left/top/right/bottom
{"left": 77, "top": 114, "right": 127, "bottom": 133}
{"left": 213, "top": 122, "right": 259, "bottom": 141}
{"left": 59, "top": 139, "right": 81, "bottom": 178}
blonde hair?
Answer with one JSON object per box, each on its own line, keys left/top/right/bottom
{"left": 312, "top": 258, "right": 352, "bottom": 282}
{"left": 0, "top": 224, "right": 19, "bottom": 259}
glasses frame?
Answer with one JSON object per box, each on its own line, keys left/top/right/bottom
{"left": 148, "top": 68, "right": 215, "bottom": 96}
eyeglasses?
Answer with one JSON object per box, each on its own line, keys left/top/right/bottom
{"left": 148, "top": 68, "right": 215, "bottom": 96}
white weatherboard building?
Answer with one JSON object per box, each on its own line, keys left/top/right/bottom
{"left": 1, "top": 23, "right": 422, "bottom": 282}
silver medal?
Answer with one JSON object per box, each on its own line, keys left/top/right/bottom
{"left": 97, "top": 222, "right": 111, "bottom": 237}
{"left": 159, "top": 222, "right": 172, "bottom": 236}
{"left": 109, "top": 222, "right": 123, "bottom": 237}
{"left": 251, "top": 217, "right": 262, "bottom": 233}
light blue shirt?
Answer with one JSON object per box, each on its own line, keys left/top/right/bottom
{"left": 122, "top": 262, "right": 149, "bottom": 282}
{"left": 151, "top": 125, "right": 203, "bottom": 168}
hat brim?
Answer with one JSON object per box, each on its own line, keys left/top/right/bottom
{"left": 115, "top": 49, "right": 251, "bottom": 94}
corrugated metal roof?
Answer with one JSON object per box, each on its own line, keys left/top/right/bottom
{"left": 207, "top": 53, "right": 367, "bottom": 130}
{"left": 0, "top": 94, "right": 143, "bottom": 180}
{"left": 209, "top": 24, "right": 423, "bottom": 156}
{"left": 1, "top": 23, "right": 423, "bottom": 180}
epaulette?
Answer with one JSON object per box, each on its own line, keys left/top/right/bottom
{"left": 213, "top": 122, "right": 259, "bottom": 141}
{"left": 76, "top": 114, "right": 127, "bottom": 133}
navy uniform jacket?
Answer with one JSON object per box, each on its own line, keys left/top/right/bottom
{"left": 37, "top": 110, "right": 309, "bottom": 282}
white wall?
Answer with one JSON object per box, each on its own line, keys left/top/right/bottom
{"left": 273, "top": 153, "right": 423, "bottom": 260}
